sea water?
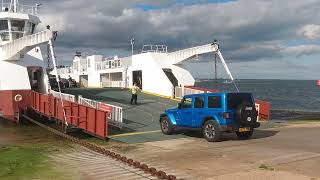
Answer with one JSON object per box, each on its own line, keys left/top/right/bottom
{"left": 195, "top": 79, "right": 320, "bottom": 112}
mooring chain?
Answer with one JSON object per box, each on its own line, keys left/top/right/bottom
{"left": 22, "top": 115, "right": 180, "bottom": 180}
{"left": 47, "top": 43, "right": 52, "bottom": 117}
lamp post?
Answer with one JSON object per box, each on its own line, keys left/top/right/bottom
{"left": 130, "top": 37, "right": 134, "bottom": 56}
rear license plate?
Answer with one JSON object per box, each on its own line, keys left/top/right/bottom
{"left": 239, "top": 127, "right": 250, "bottom": 132}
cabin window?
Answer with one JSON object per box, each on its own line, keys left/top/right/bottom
{"left": 27, "top": 22, "right": 35, "bottom": 34}
{"left": 87, "top": 59, "right": 91, "bottom": 68}
{"left": 0, "top": 20, "right": 9, "bottom": 41}
{"left": 33, "top": 71, "right": 38, "bottom": 81}
{"left": 12, "top": 32, "right": 23, "bottom": 39}
{"left": 73, "top": 62, "right": 78, "bottom": 70}
{"left": 0, "top": 20, "right": 8, "bottom": 31}
{"left": 11, "top": 20, "right": 25, "bottom": 40}
{"left": 0, "top": 32, "right": 9, "bottom": 41}
{"left": 31, "top": 23, "right": 36, "bottom": 34}
{"left": 11, "top": 20, "right": 25, "bottom": 31}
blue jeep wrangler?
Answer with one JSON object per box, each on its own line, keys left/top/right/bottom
{"left": 160, "top": 92, "right": 260, "bottom": 142}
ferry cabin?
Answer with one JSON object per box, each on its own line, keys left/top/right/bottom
{"left": 58, "top": 44, "right": 206, "bottom": 97}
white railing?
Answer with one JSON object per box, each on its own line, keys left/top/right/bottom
{"left": 95, "top": 60, "right": 122, "bottom": 71}
{"left": 78, "top": 96, "right": 99, "bottom": 108}
{"left": 174, "top": 86, "right": 206, "bottom": 99}
{"left": 141, "top": 44, "right": 168, "bottom": 53}
{"left": 0, "top": 30, "right": 52, "bottom": 61}
{"left": 1, "top": 2, "right": 39, "bottom": 15}
{"left": 101, "top": 81, "right": 124, "bottom": 88}
{"left": 174, "top": 87, "right": 184, "bottom": 99}
{"left": 80, "top": 65, "right": 87, "bottom": 72}
{"left": 78, "top": 96, "right": 123, "bottom": 129}
{"left": 95, "top": 62, "right": 104, "bottom": 70}
{"left": 168, "top": 43, "right": 218, "bottom": 64}
{"left": 57, "top": 67, "right": 73, "bottom": 74}
{"left": 50, "top": 90, "right": 76, "bottom": 102}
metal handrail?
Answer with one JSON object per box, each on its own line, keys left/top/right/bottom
{"left": 50, "top": 90, "right": 76, "bottom": 102}
{"left": 1, "top": 2, "right": 39, "bottom": 15}
{"left": 141, "top": 44, "right": 168, "bottom": 53}
{"left": 78, "top": 96, "right": 123, "bottom": 129}
{"left": 168, "top": 43, "right": 217, "bottom": 64}
{"left": 95, "top": 60, "right": 122, "bottom": 71}
{"left": 101, "top": 81, "right": 124, "bottom": 88}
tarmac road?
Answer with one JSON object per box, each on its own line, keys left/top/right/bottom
{"left": 123, "top": 123, "right": 320, "bottom": 180}
{"left": 64, "top": 88, "right": 320, "bottom": 179}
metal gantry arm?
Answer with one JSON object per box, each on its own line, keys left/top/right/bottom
{"left": 211, "top": 43, "right": 240, "bottom": 92}
{"left": 48, "top": 37, "right": 68, "bottom": 128}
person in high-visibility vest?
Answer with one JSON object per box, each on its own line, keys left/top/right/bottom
{"left": 130, "top": 83, "right": 140, "bottom": 105}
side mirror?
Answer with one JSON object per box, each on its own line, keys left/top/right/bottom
{"left": 178, "top": 103, "right": 182, "bottom": 109}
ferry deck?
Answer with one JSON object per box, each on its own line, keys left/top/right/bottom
{"left": 65, "top": 88, "right": 189, "bottom": 143}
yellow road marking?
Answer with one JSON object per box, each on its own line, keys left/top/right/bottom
{"left": 110, "top": 130, "right": 161, "bottom": 137}
{"left": 142, "top": 91, "right": 180, "bottom": 102}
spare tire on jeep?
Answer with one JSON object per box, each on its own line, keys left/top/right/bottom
{"left": 236, "top": 102, "right": 258, "bottom": 127}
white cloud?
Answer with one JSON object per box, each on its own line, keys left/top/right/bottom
{"left": 298, "top": 24, "right": 320, "bottom": 40}
{"left": 282, "top": 45, "right": 320, "bottom": 57}
{"left": 26, "top": 0, "right": 320, "bottom": 80}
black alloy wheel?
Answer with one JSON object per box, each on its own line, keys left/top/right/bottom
{"left": 202, "top": 120, "right": 222, "bottom": 142}
{"left": 160, "top": 116, "right": 173, "bottom": 135}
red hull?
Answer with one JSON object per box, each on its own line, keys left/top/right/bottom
{"left": 0, "top": 90, "right": 32, "bottom": 122}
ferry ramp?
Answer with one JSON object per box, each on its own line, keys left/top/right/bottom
{"left": 65, "top": 88, "right": 188, "bottom": 143}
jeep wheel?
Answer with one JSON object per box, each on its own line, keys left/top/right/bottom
{"left": 236, "top": 130, "right": 253, "bottom": 140}
{"left": 160, "top": 116, "right": 173, "bottom": 135}
{"left": 202, "top": 120, "right": 222, "bottom": 142}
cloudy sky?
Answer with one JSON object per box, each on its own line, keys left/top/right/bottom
{"left": 27, "top": 0, "right": 320, "bottom": 79}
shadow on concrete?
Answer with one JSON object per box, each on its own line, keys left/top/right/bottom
{"left": 174, "top": 129, "right": 279, "bottom": 141}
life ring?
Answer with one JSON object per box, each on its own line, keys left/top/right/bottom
{"left": 14, "top": 94, "right": 23, "bottom": 102}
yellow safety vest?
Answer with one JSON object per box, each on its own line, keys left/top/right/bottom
{"left": 130, "top": 86, "right": 139, "bottom": 95}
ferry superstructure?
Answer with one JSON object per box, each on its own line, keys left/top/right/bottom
{"left": 58, "top": 43, "right": 237, "bottom": 97}
{"left": 0, "top": 0, "right": 56, "bottom": 122}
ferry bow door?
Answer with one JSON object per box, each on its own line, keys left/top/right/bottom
{"left": 132, "top": 70, "right": 142, "bottom": 89}
{"left": 27, "top": 67, "right": 44, "bottom": 93}
{"left": 79, "top": 75, "right": 88, "bottom": 88}
{"left": 163, "top": 69, "right": 178, "bottom": 87}
{"left": 163, "top": 69, "right": 178, "bottom": 96}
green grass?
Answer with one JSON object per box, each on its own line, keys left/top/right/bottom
{"left": 0, "top": 145, "right": 74, "bottom": 180}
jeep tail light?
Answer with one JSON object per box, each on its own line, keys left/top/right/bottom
{"left": 223, "top": 112, "right": 231, "bottom": 119}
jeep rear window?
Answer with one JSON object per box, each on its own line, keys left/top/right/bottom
{"left": 227, "top": 93, "right": 253, "bottom": 109}
{"left": 208, "top": 96, "right": 221, "bottom": 108}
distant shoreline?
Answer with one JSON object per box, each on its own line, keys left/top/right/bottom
{"left": 271, "top": 109, "right": 320, "bottom": 121}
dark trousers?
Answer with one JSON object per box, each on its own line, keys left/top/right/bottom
{"left": 130, "top": 94, "right": 137, "bottom": 104}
